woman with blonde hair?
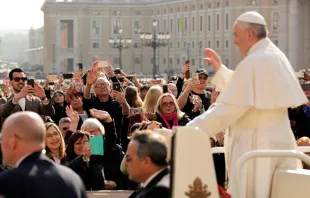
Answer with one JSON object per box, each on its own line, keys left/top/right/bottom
{"left": 44, "top": 122, "right": 66, "bottom": 164}
{"left": 155, "top": 93, "right": 190, "bottom": 129}
{"left": 142, "top": 85, "right": 163, "bottom": 120}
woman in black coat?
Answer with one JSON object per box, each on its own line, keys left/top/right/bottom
{"left": 155, "top": 93, "right": 191, "bottom": 129}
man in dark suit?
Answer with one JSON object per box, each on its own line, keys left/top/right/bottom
{"left": 124, "top": 130, "right": 170, "bottom": 198}
{"left": 0, "top": 111, "right": 87, "bottom": 198}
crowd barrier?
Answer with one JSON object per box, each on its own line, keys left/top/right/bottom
{"left": 87, "top": 190, "right": 133, "bottom": 198}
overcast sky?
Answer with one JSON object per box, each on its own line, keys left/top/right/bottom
{"left": 0, "top": 0, "right": 44, "bottom": 30}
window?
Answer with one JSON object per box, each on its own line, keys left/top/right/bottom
{"left": 249, "top": 0, "right": 257, "bottom": 5}
{"left": 177, "top": 58, "right": 180, "bottom": 65}
{"left": 217, "top": 2, "right": 220, "bottom": 7}
{"left": 92, "top": 42, "right": 100, "bottom": 49}
{"left": 208, "top": 40, "right": 211, "bottom": 48}
{"left": 177, "top": 18, "right": 180, "bottom": 33}
{"left": 192, "top": 17, "right": 195, "bottom": 32}
{"left": 134, "top": 57, "right": 141, "bottom": 64}
{"left": 216, "top": 14, "right": 220, "bottom": 31}
{"left": 192, "top": 41, "right": 195, "bottom": 48}
{"left": 133, "top": 21, "right": 142, "bottom": 34}
{"left": 170, "top": 19, "right": 173, "bottom": 33}
{"left": 208, "top": 15, "right": 211, "bottom": 31}
{"left": 135, "top": 11, "right": 142, "bottom": 15}
{"left": 192, "top": 58, "right": 195, "bottom": 66}
{"left": 273, "top": 40, "right": 278, "bottom": 46}
{"left": 113, "top": 57, "right": 119, "bottom": 65}
{"left": 91, "top": 20, "right": 100, "bottom": 35}
{"left": 225, "top": 57, "right": 229, "bottom": 66}
{"left": 208, "top": 3, "right": 211, "bottom": 8}
{"left": 225, "top": 1, "right": 229, "bottom": 6}
{"left": 200, "top": 16, "right": 203, "bottom": 32}
{"left": 184, "top": 41, "right": 186, "bottom": 48}
{"left": 273, "top": 12, "right": 278, "bottom": 30}
{"left": 177, "top": 42, "right": 180, "bottom": 48}
{"left": 184, "top": 17, "right": 187, "bottom": 31}
{"left": 169, "top": 57, "right": 173, "bottom": 65}
{"left": 164, "top": 19, "right": 166, "bottom": 32}
{"left": 273, "top": 0, "right": 278, "bottom": 4}
{"left": 163, "top": 58, "right": 166, "bottom": 65}
{"left": 163, "top": 9, "right": 166, "bottom": 14}
{"left": 192, "top": 5, "right": 195, "bottom": 10}
{"left": 216, "top": 40, "right": 220, "bottom": 48}
{"left": 225, "top": 40, "right": 229, "bottom": 48}
{"left": 225, "top": 13, "right": 229, "bottom": 30}
{"left": 184, "top": 6, "right": 187, "bottom": 11}
{"left": 112, "top": 20, "right": 121, "bottom": 34}
{"left": 200, "top": 4, "right": 203, "bottom": 9}
{"left": 170, "top": 8, "right": 173, "bottom": 12}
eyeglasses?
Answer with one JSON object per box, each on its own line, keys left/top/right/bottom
{"left": 62, "top": 127, "right": 69, "bottom": 131}
{"left": 87, "top": 128, "right": 101, "bottom": 135}
{"left": 46, "top": 132, "right": 60, "bottom": 139}
{"left": 95, "top": 83, "right": 109, "bottom": 88}
{"left": 12, "top": 77, "right": 28, "bottom": 82}
{"left": 162, "top": 101, "right": 174, "bottom": 107}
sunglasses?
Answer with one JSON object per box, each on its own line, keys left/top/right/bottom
{"left": 12, "top": 77, "right": 28, "bottom": 82}
{"left": 162, "top": 101, "right": 174, "bottom": 107}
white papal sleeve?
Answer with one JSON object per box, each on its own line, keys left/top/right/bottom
{"left": 186, "top": 102, "right": 250, "bottom": 138}
{"left": 211, "top": 65, "right": 234, "bottom": 92}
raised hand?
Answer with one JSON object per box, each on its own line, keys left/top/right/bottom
{"left": 204, "top": 48, "right": 222, "bottom": 72}
{"left": 86, "top": 69, "right": 98, "bottom": 85}
{"left": 65, "top": 105, "right": 80, "bottom": 123}
{"left": 90, "top": 108, "right": 112, "bottom": 123}
{"left": 34, "top": 82, "right": 46, "bottom": 99}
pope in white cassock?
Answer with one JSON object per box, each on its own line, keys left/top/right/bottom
{"left": 187, "top": 11, "right": 307, "bottom": 198}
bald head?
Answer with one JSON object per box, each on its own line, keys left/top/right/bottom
{"left": 2, "top": 111, "right": 45, "bottom": 145}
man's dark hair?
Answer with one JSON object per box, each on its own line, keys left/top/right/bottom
{"left": 140, "top": 85, "right": 150, "bottom": 92}
{"left": 9, "top": 68, "right": 24, "bottom": 80}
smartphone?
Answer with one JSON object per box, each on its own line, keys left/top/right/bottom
{"left": 98, "top": 61, "right": 109, "bottom": 68}
{"left": 113, "top": 82, "right": 122, "bottom": 92}
{"left": 117, "top": 76, "right": 124, "bottom": 82}
{"left": 185, "top": 60, "right": 190, "bottom": 79}
{"left": 63, "top": 73, "right": 73, "bottom": 79}
{"left": 130, "top": 107, "right": 143, "bottom": 115}
{"left": 27, "top": 79, "right": 34, "bottom": 88}
{"left": 47, "top": 75, "right": 57, "bottom": 81}
{"left": 114, "top": 68, "right": 121, "bottom": 74}
{"left": 89, "top": 135, "right": 104, "bottom": 156}
{"left": 192, "top": 73, "right": 199, "bottom": 81}
{"left": 127, "top": 76, "right": 133, "bottom": 81}
{"left": 48, "top": 82, "right": 55, "bottom": 86}
{"left": 77, "top": 63, "right": 83, "bottom": 70}
{"left": 163, "top": 84, "right": 168, "bottom": 93}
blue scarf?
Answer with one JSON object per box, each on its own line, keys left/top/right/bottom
{"left": 302, "top": 105, "right": 310, "bottom": 118}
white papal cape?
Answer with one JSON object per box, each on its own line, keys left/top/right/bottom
{"left": 187, "top": 38, "right": 307, "bottom": 198}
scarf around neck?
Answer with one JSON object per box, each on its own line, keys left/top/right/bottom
{"left": 160, "top": 112, "right": 178, "bottom": 129}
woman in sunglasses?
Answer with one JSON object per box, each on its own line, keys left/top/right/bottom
{"left": 155, "top": 93, "right": 191, "bottom": 129}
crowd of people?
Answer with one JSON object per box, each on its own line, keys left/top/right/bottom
{"left": 0, "top": 11, "right": 310, "bottom": 198}
{"left": 0, "top": 59, "right": 226, "bottom": 191}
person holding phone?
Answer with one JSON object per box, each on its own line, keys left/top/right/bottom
{"left": 0, "top": 68, "right": 55, "bottom": 123}
{"left": 83, "top": 63, "right": 130, "bottom": 144}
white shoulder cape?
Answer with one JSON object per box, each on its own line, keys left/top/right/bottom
{"left": 216, "top": 38, "right": 307, "bottom": 109}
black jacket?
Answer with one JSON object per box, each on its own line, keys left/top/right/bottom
{"left": 0, "top": 152, "right": 86, "bottom": 198}
{"left": 129, "top": 167, "right": 170, "bottom": 198}
{"left": 156, "top": 113, "right": 191, "bottom": 129}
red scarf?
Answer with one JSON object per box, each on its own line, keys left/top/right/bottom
{"left": 160, "top": 112, "right": 178, "bottom": 129}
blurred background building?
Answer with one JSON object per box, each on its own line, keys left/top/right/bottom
{"left": 41, "top": 0, "right": 310, "bottom": 76}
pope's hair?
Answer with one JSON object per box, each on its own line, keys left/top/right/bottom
{"left": 235, "top": 21, "right": 269, "bottom": 39}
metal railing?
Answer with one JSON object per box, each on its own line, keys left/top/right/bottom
{"left": 235, "top": 150, "right": 310, "bottom": 198}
